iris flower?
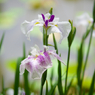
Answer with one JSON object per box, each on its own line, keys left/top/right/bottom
{"left": 21, "top": 13, "right": 71, "bottom": 43}
{"left": 74, "top": 13, "right": 95, "bottom": 37}
{"left": 20, "top": 45, "right": 65, "bottom": 79}
{"left": 74, "top": 13, "right": 93, "bottom": 33}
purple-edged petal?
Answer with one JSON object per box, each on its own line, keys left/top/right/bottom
{"left": 37, "top": 51, "right": 52, "bottom": 69}
{"left": 20, "top": 55, "right": 47, "bottom": 79}
{"left": 41, "top": 14, "right": 45, "bottom": 22}
{"left": 48, "top": 50, "right": 66, "bottom": 65}
{"left": 30, "top": 59, "right": 47, "bottom": 79}
{"left": 49, "top": 15, "right": 55, "bottom": 22}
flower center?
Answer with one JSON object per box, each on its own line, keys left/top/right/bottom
{"left": 41, "top": 14, "right": 55, "bottom": 28}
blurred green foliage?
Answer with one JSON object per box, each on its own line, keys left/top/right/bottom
{"left": 0, "top": 8, "right": 23, "bottom": 29}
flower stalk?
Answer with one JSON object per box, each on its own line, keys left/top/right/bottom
{"left": 40, "top": 27, "right": 48, "bottom": 95}
{"left": 65, "top": 20, "right": 76, "bottom": 94}
{"left": 81, "top": 23, "right": 94, "bottom": 86}
{"left": 65, "top": 47, "right": 70, "bottom": 93}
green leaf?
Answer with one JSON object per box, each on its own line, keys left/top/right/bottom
{"left": 77, "top": 40, "right": 84, "bottom": 87}
{"left": 88, "top": 71, "right": 95, "bottom": 95}
{"left": 50, "top": 68, "right": 54, "bottom": 89}
{"left": 23, "top": 43, "right": 30, "bottom": 95}
{"left": 48, "top": 82, "right": 57, "bottom": 95}
{"left": 48, "top": 44, "right": 54, "bottom": 47}
{"left": 53, "top": 34, "right": 63, "bottom": 95}
{"left": 23, "top": 42, "right": 26, "bottom": 59}
{"left": 41, "top": 70, "right": 47, "bottom": 86}
{"left": 0, "top": 32, "right": 5, "bottom": 53}
{"left": 93, "top": 0, "right": 95, "bottom": 23}
{"left": 53, "top": 34, "right": 58, "bottom": 54}
{"left": 2, "top": 76, "right": 5, "bottom": 95}
{"left": 46, "top": 80, "right": 48, "bottom": 95}
{"left": 83, "top": 26, "right": 92, "bottom": 40}
{"left": 14, "top": 57, "right": 22, "bottom": 95}
{"left": 58, "top": 60, "right": 63, "bottom": 95}
{"left": 40, "top": 70, "right": 47, "bottom": 95}
{"left": 66, "top": 76, "right": 74, "bottom": 94}
{"left": 24, "top": 70, "right": 30, "bottom": 95}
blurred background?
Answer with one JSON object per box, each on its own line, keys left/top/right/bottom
{"left": 0, "top": 0, "right": 95, "bottom": 94}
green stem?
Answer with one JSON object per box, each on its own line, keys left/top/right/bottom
{"left": 40, "top": 28, "right": 48, "bottom": 95}
{"left": 81, "top": 24, "right": 94, "bottom": 84}
{"left": 53, "top": 34, "right": 63, "bottom": 95}
{"left": 65, "top": 47, "right": 70, "bottom": 94}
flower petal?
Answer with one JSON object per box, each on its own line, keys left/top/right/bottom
{"left": 48, "top": 50, "right": 66, "bottom": 65}
{"left": 45, "top": 13, "right": 51, "bottom": 20}
{"left": 31, "top": 44, "right": 40, "bottom": 56}
{"left": 21, "top": 20, "right": 38, "bottom": 39}
{"left": 37, "top": 51, "right": 52, "bottom": 68}
{"left": 49, "top": 15, "right": 55, "bottom": 22}
{"left": 20, "top": 59, "right": 26, "bottom": 75}
{"left": 57, "top": 21, "right": 71, "bottom": 43}
{"left": 41, "top": 14, "right": 45, "bottom": 22}
{"left": 30, "top": 59, "right": 46, "bottom": 79}
{"left": 20, "top": 56, "right": 47, "bottom": 79}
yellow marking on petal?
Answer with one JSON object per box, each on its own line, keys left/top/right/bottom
{"left": 35, "top": 22, "right": 40, "bottom": 25}
{"left": 88, "top": 20, "right": 92, "bottom": 24}
{"left": 55, "top": 24, "right": 58, "bottom": 27}
{"left": 41, "top": 53, "right": 44, "bottom": 55}
{"left": 36, "top": 55, "right": 38, "bottom": 57}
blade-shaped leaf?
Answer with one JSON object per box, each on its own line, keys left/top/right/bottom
{"left": 48, "top": 82, "right": 57, "bottom": 95}
{"left": 2, "top": 76, "right": 5, "bottom": 95}
{"left": 14, "top": 57, "right": 22, "bottom": 95}
{"left": 23, "top": 43, "right": 30, "bottom": 95}
{"left": 0, "top": 32, "right": 5, "bottom": 53}
{"left": 53, "top": 34, "right": 63, "bottom": 95}
{"left": 77, "top": 41, "right": 83, "bottom": 87}
{"left": 93, "top": 0, "right": 95, "bottom": 23}
{"left": 88, "top": 71, "right": 95, "bottom": 95}
{"left": 46, "top": 80, "right": 48, "bottom": 95}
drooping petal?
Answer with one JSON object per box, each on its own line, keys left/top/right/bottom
{"left": 47, "top": 25, "right": 62, "bottom": 35}
{"left": 20, "top": 60, "right": 26, "bottom": 75}
{"left": 30, "top": 59, "right": 46, "bottom": 79}
{"left": 48, "top": 50, "right": 66, "bottom": 65}
{"left": 57, "top": 21, "right": 71, "bottom": 43}
{"left": 20, "top": 56, "right": 33, "bottom": 75}
{"left": 21, "top": 20, "right": 38, "bottom": 39}
{"left": 20, "top": 56, "right": 47, "bottom": 79}
{"left": 47, "top": 25, "right": 63, "bottom": 43}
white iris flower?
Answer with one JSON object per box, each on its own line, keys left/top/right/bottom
{"left": 21, "top": 13, "right": 71, "bottom": 43}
